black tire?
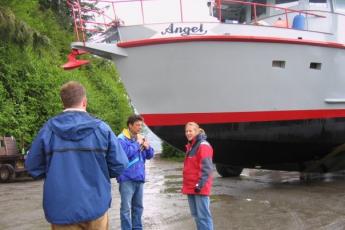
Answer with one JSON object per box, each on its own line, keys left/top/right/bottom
{"left": 0, "top": 164, "right": 15, "bottom": 183}
{"left": 216, "top": 164, "right": 243, "bottom": 177}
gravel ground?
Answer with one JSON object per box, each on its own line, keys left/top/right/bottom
{"left": 1, "top": 157, "right": 345, "bottom": 230}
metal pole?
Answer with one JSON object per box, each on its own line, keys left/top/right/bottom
{"left": 217, "top": 0, "right": 222, "bottom": 22}
{"left": 140, "top": 0, "right": 145, "bottom": 24}
{"left": 253, "top": 4, "right": 257, "bottom": 24}
{"left": 285, "top": 9, "right": 289, "bottom": 28}
{"left": 76, "top": 0, "right": 86, "bottom": 44}
{"left": 180, "top": 0, "right": 184, "bottom": 22}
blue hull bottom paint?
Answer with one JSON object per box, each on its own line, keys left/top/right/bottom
{"left": 150, "top": 118, "right": 345, "bottom": 172}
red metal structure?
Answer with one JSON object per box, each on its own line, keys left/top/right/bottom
{"left": 61, "top": 49, "right": 90, "bottom": 70}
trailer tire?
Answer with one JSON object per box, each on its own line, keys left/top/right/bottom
{"left": 216, "top": 164, "right": 243, "bottom": 177}
{"left": 0, "top": 164, "right": 14, "bottom": 183}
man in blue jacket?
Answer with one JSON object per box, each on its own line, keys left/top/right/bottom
{"left": 117, "top": 115, "right": 154, "bottom": 230}
{"left": 25, "top": 81, "right": 128, "bottom": 229}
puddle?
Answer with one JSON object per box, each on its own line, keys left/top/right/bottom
{"left": 162, "top": 187, "right": 181, "bottom": 194}
{"left": 164, "top": 175, "right": 181, "bottom": 179}
{"left": 210, "top": 194, "right": 235, "bottom": 203}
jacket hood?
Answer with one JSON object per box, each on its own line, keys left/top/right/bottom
{"left": 196, "top": 133, "right": 207, "bottom": 142}
{"left": 186, "top": 133, "right": 208, "bottom": 153}
{"left": 48, "top": 111, "right": 101, "bottom": 141}
{"left": 121, "top": 128, "right": 133, "bottom": 140}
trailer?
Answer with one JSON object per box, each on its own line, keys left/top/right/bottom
{"left": 0, "top": 136, "right": 26, "bottom": 182}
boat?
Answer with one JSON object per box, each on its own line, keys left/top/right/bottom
{"left": 65, "top": 0, "right": 345, "bottom": 176}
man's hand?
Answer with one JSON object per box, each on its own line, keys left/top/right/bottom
{"left": 142, "top": 138, "right": 150, "bottom": 150}
{"left": 137, "top": 134, "right": 150, "bottom": 150}
{"left": 137, "top": 134, "right": 144, "bottom": 145}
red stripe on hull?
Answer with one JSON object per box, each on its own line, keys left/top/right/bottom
{"left": 142, "top": 110, "right": 345, "bottom": 126}
{"left": 118, "top": 35, "right": 345, "bottom": 49}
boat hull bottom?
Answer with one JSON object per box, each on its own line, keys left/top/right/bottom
{"left": 149, "top": 118, "right": 345, "bottom": 172}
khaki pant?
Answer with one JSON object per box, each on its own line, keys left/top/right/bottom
{"left": 51, "top": 212, "right": 108, "bottom": 230}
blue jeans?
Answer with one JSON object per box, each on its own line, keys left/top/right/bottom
{"left": 119, "top": 181, "right": 144, "bottom": 230}
{"left": 187, "top": 195, "right": 213, "bottom": 230}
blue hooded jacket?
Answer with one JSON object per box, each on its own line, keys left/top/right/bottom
{"left": 25, "top": 111, "right": 128, "bottom": 225}
{"left": 116, "top": 129, "right": 154, "bottom": 183}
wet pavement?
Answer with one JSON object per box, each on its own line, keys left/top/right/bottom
{"left": 2, "top": 157, "right": 345, "bottom": 229}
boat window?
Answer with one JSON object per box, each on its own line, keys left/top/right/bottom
{"left": 272, "top": 60, "right": 286, "bottom": 68}
{"left": 334, "top": 0, "right": 345, "bottom": 13}
{"left": 310, "top": 62, "right": 322, "bottom": 70}
{"left": 309, "top": 0, "right": 328, "bottom": 6}
{"left": 275, "top": 0, "right": 299, "bottom": 6}
{"left": 272, "top": 1, "right": 299, "bottom": 16}
{"left": 251, "top": 0, "right": 271, "bottom": 20}
{"left": 276, "top": 0, "right": 298, "bottom": 4}
{"left": 309, "top": 0, "right": 329, "bottom": 9}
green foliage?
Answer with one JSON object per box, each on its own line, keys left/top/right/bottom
{"left": 0, "top": 6, "right": 16, "bottom": 42}
{"left": 0, "top": 5, "right": 51, "bottom": 49}
{"left": 38, "top": 0, "right": 72, "bottom": 30}
{"left": 161, "top": 141, "right": 185, "bottom": 159}
{"left": 0, "top": 1, "right": 132, "bottom": 149}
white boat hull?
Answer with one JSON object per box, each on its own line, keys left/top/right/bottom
{"left": 112, "top": 40, "right": 345, "bottom": 115}
{"left": 72, "top": 20, "right": 345, "bottom": 173}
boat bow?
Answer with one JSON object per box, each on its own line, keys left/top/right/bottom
{"left": 71, "top": 42, "right": 128, "bottom": 60}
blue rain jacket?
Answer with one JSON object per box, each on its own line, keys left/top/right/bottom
{"left": 116, "top": 129, "right": 154, "bottom": 183}
{"left": 25, "top": 111, "right": 128, "bottom": 225}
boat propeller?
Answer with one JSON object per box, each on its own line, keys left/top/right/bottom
{"left": 62, "top": 49, "right": 90, "bottom": 70}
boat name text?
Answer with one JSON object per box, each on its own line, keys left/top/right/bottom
{"left": 161, "top": 23, "right": 207, "bottom": 36}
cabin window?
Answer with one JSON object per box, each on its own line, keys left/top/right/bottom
{"left": 309, "top": 0, "right": 327, "bottom": 3}
{"left": 275, "top": 0, "right": 299, "bottom": 7}
{"left": 276, "top": 0, "right": 298, "bottom": 3}
{"left": 251, "top": 1, "right": 269, "bottom": 20}
{"left": 0, "top": 140, "right": 4, "bottom": 148}
{"left": 272, "top": 60, "right": 286, "bottom": 68}
{"left": 309, "top": 0, "right": 329, "bottom": 9}
{"left": 334, "top": 0, "right": 345, "bottom": 13}
{"left": 272, "top": 1, "right": 299, "bottom": 17}
{"left": 310, "top": 62, "right": 322, "bottom": 70}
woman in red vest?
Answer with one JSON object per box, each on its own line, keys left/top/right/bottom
{"left": 182, "top": 122, "right": 214, "bottom": 230}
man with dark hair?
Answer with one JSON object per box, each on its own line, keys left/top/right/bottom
{"left": 25, "top": 81, "right": 128, "bottom": 229}
{"left": 117, "top": 114, "right": 154, "bottom": 230}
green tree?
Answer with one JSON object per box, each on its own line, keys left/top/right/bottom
{"left": 0, "top": 2, "right": 132, "bottom": 149}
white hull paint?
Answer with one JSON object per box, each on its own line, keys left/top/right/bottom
{"left": 74, "top": 31, "right": 345, "bottom": 115}
{"left": 113, "top": 40, "right": 345, "bottom": 114}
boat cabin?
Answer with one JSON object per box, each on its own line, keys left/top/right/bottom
{"left": 207, "top": 0, "right": 345, "bottom": 37}
{"left": 66, "top": 0, "right": 345, "bottom": 45}
{"left": 210, "top": 0, "right": 345, "bottom": 24}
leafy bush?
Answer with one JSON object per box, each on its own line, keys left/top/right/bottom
{"left": 161, "top": 141, "right": 185, "bottom": 159}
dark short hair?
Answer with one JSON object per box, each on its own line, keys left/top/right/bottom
{"left": 60, "top": 81, "right": 86, "bottom": 108}
{"left": 127, "top": 114, "right": 144, "bottom": 126}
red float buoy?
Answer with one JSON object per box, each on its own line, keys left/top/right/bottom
{"left": 62, "top": 49, "right": 90, "bottom": 70}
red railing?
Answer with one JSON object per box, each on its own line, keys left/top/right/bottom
{"left": 66, "top": 0, "right": 326, "bottom": 43}
{"left": 217, "top": 0, "right": 325, "bottom": 24}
